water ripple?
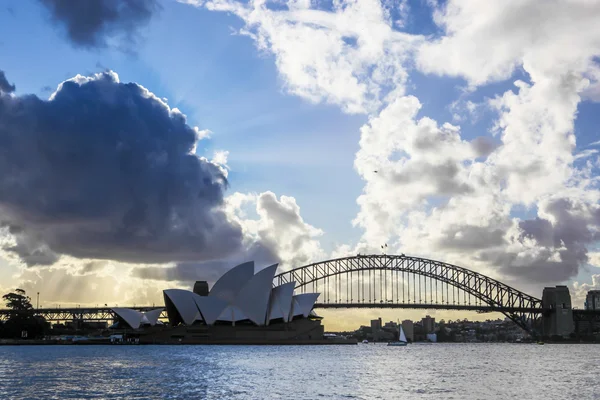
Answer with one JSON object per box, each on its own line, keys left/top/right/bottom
{"left": 0, "top": 343, "right": 598, "bottom": 399}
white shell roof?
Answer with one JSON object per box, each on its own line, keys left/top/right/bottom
{"left": 217, "top": 304, "right": 248, "bottom": 322}
{"left": 194, "top": 295, "right": 229, "bottom": 325}
{"left": 163, "top": 289, "right": 201, "bottom": 325}
{"left": 161, "top": 261, "right": 319, "bottom": 327}
{"left": 268, "top": 282, "right": 296, "bottom": 323}
{"left": 112, "top": 307, "right": 164, "bottom": 329}
{"left": 290, "top": 293, "right": 320, "bottom": 318}
{"left": 234, "top": 264, "right": 278, "bottom": 326}
{"left": 209, "top": 261, "right": 254, "bottom": 303}
{"left": 141, "top": 308, "right": 164, "bottom": 325}
{"left": 113, "top": 308, "right": 143, "bottom": 329}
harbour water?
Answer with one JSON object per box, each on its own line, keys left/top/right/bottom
{"left": 0, "top": 343, "right": 598, "bottom": 399}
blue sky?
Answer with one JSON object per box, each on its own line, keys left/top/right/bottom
{"left": 1, "top": 0, "right": 600, "bottom": 313}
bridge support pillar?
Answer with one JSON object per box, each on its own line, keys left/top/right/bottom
{"left": 541, "top": 286, "right": 574, "bottom": 339}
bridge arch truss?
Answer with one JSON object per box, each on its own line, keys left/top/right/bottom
{"left": 274, "top": 255, "right": 543, "bottom": 333}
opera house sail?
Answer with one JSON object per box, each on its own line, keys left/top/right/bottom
{"left": 163, "top": 262, "right": 320, "bottom": 327}
{"left": 112, "top": 308, "right": 164, "bottom": 329}
{"left": 110, "top": 261, "right": 337, "bottom": 344}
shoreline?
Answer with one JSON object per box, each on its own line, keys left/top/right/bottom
{"left": 0, "top": 339, "right": 358, "bottom": 346}
{"left": 3, "top": 339, "right": 600, "bottom": 345}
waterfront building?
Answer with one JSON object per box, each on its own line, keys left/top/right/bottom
{"left": 162, "top": 262, "right": 320, "bottom": 327}
{"left": 383, "top": 321, "right": 398, "bottom": 329}
{"left": 103, "top": 261, "right": 353, "bottom": 344}
{"left": 585, "top": 290, "right": 600, "bottom": 310}
{"left": 422, "top": 315, "right": 435, "bottom": 334}
{"left": 370, "top": 318, "right": 382, "bottom": 331}
{"left": 401, "top": 320, "right": 414, "bottom": 342}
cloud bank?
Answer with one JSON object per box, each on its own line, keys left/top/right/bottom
{"left": 130, "top": 189, "right": 325, "bottom": 284}
{"left": 0, "top": 70, "right": 244, "bottom": 265}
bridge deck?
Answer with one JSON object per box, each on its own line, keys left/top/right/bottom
{"left": 314, "top": 303, "right": 544, "bottom": 313}
{"left": 0, "top": 307, "right": 162, "bottom": 322}
{"left": 0, "top": 303, "right": 547, "bottom": 323}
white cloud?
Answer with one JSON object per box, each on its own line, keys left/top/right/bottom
{"left": 574, "top": 149, "right": 599, "bottom": 161}
{"left": 487, "top": 73, "right": 585, "bottom": 205}
{"left": 450, "top": 99, "right": 484, "bottom": 124}
{"left": 353, "top": 95, "right": 478, "bottom": 246}
{"left": 572, "top": 273, "right": 600, "bottom": 306}
{"left": 417, "top": 0, "right": 600, "bottom": 87}
{"left": 185, "top": 0, "right": 420, "bottom": 113}
{"left": 226, "top": 191, "right": 325, "bottom": 270}
{"left": 211, "top": 150, "right": 230, "bottom": 177}
{"left": 350, "top": 0, "right": 600, "bottom": 287}
{"left": 589, "top": 252, "right": 600, "bottom": 267}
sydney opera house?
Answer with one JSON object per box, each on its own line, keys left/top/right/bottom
{"left": 111, "top": 261, "right": 333, "bottom": 344}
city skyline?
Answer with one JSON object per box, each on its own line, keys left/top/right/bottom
{"left": 1, "top": 0, "right": 600, "bottom": 331}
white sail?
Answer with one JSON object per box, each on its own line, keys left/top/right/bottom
{"left": 399, "top": 326, "right": 407, "bottom": 343}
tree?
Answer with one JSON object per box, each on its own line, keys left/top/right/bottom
{"left": 3, "top": 289, "right": 33, "bottom": 315}
{"left": 436, "top": 320, "right": 452, "bottom": 342}
{"left": 1, "top": 289, "right": 48, "bottom": 339}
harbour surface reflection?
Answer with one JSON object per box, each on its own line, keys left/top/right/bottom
{"left": 0, "top": 343, "right": 598, "bottom": 399}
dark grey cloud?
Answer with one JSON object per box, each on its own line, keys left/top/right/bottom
{"left": 4, "top": 233, "right": 60, "bottom": 266}
{"left": 0, "top": 70, "right": 15, "bottom": 93}
{"left": 0, "top": 70, "right": 243, "bottom": 265}
{"left": 39, "top": 0, "right": 160, "bottom": 49}
{"left": 133, "top": 242, "right": 279, "bottom": 283}
{"left": 481, "top": 198, "right": 600, "bottom": 283}
{"left": 79, "top": 261, "right": 109, "bottom": 275}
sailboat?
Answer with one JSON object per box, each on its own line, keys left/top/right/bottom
{"left": 387, "top": 325, "right": 408, "bottom": 346}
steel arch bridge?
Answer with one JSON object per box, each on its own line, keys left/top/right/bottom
{"left": 274, "top": 254, "right": 543, "bottom": 334}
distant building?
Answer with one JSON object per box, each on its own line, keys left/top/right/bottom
{"left": 585, "top": 290, "right": 600, "bottom": 310}
{"left": 383, "top": 321, "right": 398, "bottom": 330}
{"left": 371, "top": 318, "right": 382, "bottom": 331}
{"left": 422, "top": 315, "right": 435, "bottom": 334}
{"left": 426, "top": 333, "right": 437, "bottom": 343}
{"left": 401, "top": 320, "right": 414, "bottom": 342}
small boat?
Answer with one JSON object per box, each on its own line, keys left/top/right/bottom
{"left": 537, "top": 341, "right": 545, "bottom": 345}
{"left": 362, "top": 339, "right": 369, "bottom": 344}
{"left": 387, "top": 326, "right": 408, "bottom": 346}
